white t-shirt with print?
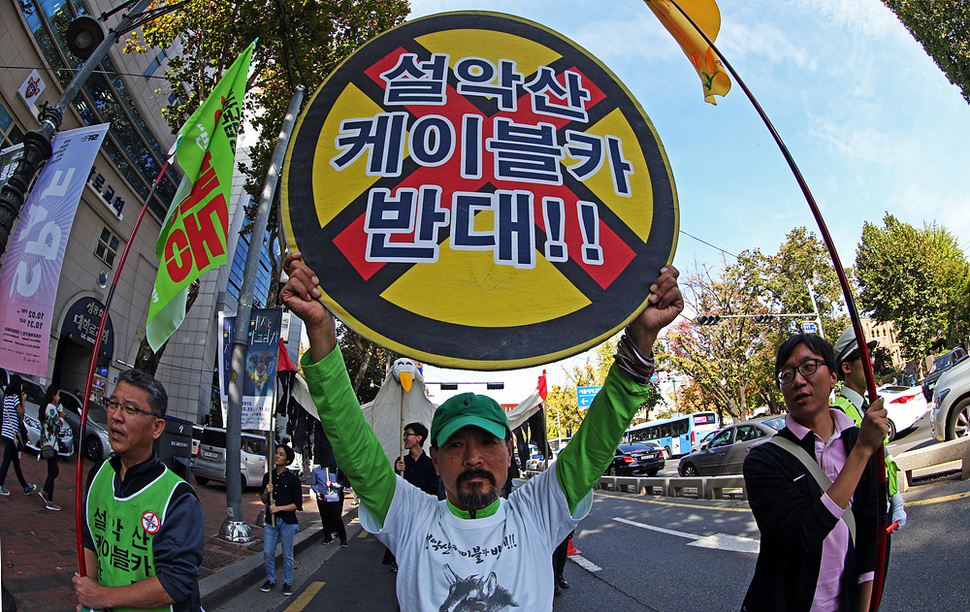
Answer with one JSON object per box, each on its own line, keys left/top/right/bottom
{"left": 359, "top": 465, "right": 591, "bottom": 612}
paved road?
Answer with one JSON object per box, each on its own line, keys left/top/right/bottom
{"left": 218, "top": 458, "right": 970, "bottom": 612}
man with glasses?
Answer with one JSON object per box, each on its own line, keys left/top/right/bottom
{"left": 383, "top": 422, "right": 441, "bottom": 571}
{"left": 72, "top": 369, "right": 204, "bottom": 612}
{"left": 742, "top": 334, "right": 889, "bottom": 612}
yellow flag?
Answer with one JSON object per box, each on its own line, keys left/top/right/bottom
{"left": 644, "top": 0, "right": 732, "bottom": 104}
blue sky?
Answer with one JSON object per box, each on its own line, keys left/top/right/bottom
{"left": 404, "top": 0, "right": 970, "bottom": 403}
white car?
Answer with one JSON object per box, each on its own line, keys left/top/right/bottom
{"left": 877, "top": 384, "right": 928, "bottom": 441}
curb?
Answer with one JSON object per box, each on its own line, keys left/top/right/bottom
{"left": 200, "top": 505, "right": 360, "bottom": 610}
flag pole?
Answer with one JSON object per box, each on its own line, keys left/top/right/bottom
{"left": 74, "top": 159, "right": 172, "bottom": 576}
{"left": 222, "top": 84, "right": 305, "bottom": 542}
{"left": 659, "top": 1, "right": 889, "bottom": 607}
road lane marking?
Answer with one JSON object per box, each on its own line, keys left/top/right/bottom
{"left": 614, "top": 517, "right": 759, "bottom": 554}
{"left": 596, "top": 490, "right": 751, "bottom": 512}
{"left": 569, "top": 555, "right": 602, "bottom": 572}
{"left": 284, "top": 581, "right": 324, "bottom": 611}
{"left": 905, "top": 490, "right": 970, "bottom": 506}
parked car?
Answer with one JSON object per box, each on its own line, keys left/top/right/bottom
{"left": 931, "top": 356, "right": 970, "bottom": 441}
{"left": 922, "top": 347, "right": 968, "bottom": 401}
{"left": 19, "top": 378, "right": 74, "bottom": 457}
{"left": 191, "top": 427, "right": 268, "bottom": 489}
{"left": 876, "top": 384, "right": 928, "bottom": 441}
{"left": 678, "top": 417, "right": 785, "bottom": 476}
{"left": 605, "top": 442, "right": 664, "bottom": 477}
{"left": 190, "top": 424, "right": 204, "bottom": 466}
{"left": 58, "top": 390, "right": 112, "bottom": 461}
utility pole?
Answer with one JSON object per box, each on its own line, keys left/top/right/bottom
{"left": 220, "top": 85, "right": 305, "bottom": 543}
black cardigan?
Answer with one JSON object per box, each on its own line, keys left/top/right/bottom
{"left": 741, "top": 426, "right": 878, "bottom": 612}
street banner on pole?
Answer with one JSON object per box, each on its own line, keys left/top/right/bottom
{"left": 0, "top": 123, "right": 109, "bottom": 376}
{"left": 282, "top": 12, "right": 678, "bottom": 370}
{"left": 218, "top": 308, "right": 282, "bottom": 430}
{"left": 147, "top": 41, "right": 255, "bottom": 351}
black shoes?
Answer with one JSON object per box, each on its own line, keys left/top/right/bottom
{"left": 260, "top": 580, "right": 275, "bottom": 592}
{"left": 282, "top": 583, "right": 293, "bottom": 596}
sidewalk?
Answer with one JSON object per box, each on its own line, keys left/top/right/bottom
{"left": 0, "top": 453, "right": 346, "bottom": 611}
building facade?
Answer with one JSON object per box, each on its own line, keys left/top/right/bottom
{"left": 0, "top": 0, "right": 294, "bottom": 428}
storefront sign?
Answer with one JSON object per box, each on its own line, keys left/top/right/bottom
{"left": 60, "top": 296, "right": 115, "bottom": 359}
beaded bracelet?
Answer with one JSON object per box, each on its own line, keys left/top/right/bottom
{"left": 614, "top": 328, "right": 656, "bottom": 385}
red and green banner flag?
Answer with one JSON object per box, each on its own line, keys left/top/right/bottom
{"left": 146, "top": 40, "right": 256, "bottom": 351}
{"left": 644, "top": 0, "right": 731, "bottom": 104}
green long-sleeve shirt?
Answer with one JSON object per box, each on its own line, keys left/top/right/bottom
{"left": 301, "top": 346, "right": 652, "bottom": 523}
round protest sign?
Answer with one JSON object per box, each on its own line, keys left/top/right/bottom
{"left": 282, "top": 11, "right": 678, "bottom": 370}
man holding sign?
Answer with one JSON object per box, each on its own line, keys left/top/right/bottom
{"left": 280, "top": 252, "right": 682, "bottom": 611}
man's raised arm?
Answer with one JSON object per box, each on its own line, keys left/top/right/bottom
{"left": 556, "top": 265, "right": 683, "bottom": 512}
{"left": 279, "top": 253, "right": 397, "bottom": 523}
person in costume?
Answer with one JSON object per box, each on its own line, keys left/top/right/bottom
{"left": 742, "top": 334, "right": 889, "bottom": 612}
{"left": 73, "top": 369, "right": 204, "bottom": 612}
{"left": 279, "top": 252, "right": 682, "bottom": 611}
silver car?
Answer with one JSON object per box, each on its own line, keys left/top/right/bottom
{"left": 191, "top": 427, "right": 268, "bottom": 490}
{"left": 59, "top": 391, "right": 113, "bottom": 462}
{"left": 931, "top": 357, "right": 970, "bottom": 441}
{"left": 678, "top": 417, "right": 786, "bottom": 476}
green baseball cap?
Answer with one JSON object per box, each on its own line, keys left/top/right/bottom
{"left": 431, "top": 393, "right": 511, "bottom": 447}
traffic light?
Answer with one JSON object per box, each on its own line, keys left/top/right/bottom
{"left": 695, "top": 315, "right": 721, "bottom": 326}
{"left": 753, "top": 314, "right": 775, "bottom": 324}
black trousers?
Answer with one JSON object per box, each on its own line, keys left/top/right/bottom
{"left": 0, "top": 437, "right": 28, "bottom": 489}
{"left": 317, "top": 489, "right": 346, "bottom": 542}
{"left": 43, "top": 456, "right": 59, "bottom": 500}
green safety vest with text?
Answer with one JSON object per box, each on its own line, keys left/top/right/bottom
{"left": 833, "top": 394, "right": 900, "bottom": 496}
{"left": 86, "top": 461, "right": 183, "bottom": 612}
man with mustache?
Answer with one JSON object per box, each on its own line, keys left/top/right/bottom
{"left": 280, "top": 253, "right": 682, "bottom": 611}
{"left": 72, "top": 369, "right": 204, "bottom": 612}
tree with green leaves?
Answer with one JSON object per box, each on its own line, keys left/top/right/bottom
{"left": 855, "top": 213, "right": 969, "bottom": 369}
{"left": 881, "top": 0, "right": 970, "bottom": 104}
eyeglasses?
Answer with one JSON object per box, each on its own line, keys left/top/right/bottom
{"left": 777, "top": 359, "right": 827, "bottom": 386}
{"left": 106, "top": 398, "right": 159, "bottom": 419}
{"left": 403, "top": 433, "right": 417, "bottom": 439}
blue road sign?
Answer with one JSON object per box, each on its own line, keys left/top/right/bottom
{"left": 577, "top": 385, "right": 603, "bottom": 408}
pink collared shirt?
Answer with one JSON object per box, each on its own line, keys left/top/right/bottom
{"left": 786, "top": 409, "right": 874, "bottom": 611}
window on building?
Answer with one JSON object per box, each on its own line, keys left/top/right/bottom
{"left": 143, "top": 52, "right": 163, "bottom": 80}
{"left": 95, "top": 227, "right": 121, "bottom": 267}
{"left": 0, "top": 101, "right": 24, "bottom": 148}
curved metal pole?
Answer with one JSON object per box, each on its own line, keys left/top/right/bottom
{"left": 74, "top": 161, "right": 169, "bottom": 576}
{"left": 660, "top": 1, "right": 889, "bottom": 607}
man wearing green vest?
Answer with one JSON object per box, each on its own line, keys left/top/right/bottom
{"left": 832, "top": 326, "right": 906, "bottom": 531}
{"left": 72, "top": 370, "right": 204, "bottom": 612}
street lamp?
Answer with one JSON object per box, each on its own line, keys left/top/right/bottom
{"left": 0, "top": 0, "right": 179, "bottom": 256}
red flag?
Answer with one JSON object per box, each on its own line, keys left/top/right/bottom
{"left": 277, "top": 339, "right": 297, "bottom": 372}
{"left": 537, "top": 369, "right": 548, "bottom": 401}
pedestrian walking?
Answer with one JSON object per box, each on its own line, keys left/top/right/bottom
{"left": 280, "top": 253, "right": 682, "bottom": 611}
{"left": 0, "top": 375, "right": 36, "bottom": 497}
{"left": 72, "top": 369, "right": 205, "bottom": 611}
{"left": 311, "top": 463, "right": 347, "bottom": 546}
{"left": 261, "top": 444, "right": 304, "bottom": 597}
{"left": 38, "top": 384, "right": 67, "bottom": 511}
{"left": 741, "top": 334, "right": 889, "bottom": 612}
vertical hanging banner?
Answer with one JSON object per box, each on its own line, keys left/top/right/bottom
{"left": 0, "top": 124, "right": 110, "bottom": 376}
{"left": 218, "top": 308, "right": 282, "bottom": 430}
{"left": 282, "top": 12, "right": 678, "bottom": 370}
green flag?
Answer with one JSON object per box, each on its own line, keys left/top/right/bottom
{"left": 146, "top": 41, "right": 256, "bottom": 351}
